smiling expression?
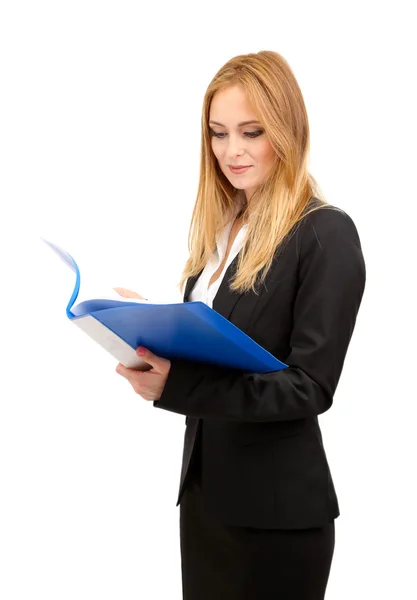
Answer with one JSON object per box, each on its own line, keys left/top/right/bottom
{"left": 209, "top": 84, "right": 276, "bottom": 202}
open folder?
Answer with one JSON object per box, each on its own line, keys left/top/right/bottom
{"left": 42, "top": 238, "right": 288, "bottom": 374}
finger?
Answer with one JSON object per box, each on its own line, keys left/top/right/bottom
{"left": 113, "top": 287, "right": 126, "bottom": 297}
{"left": 116, "top": 363, "right": 136, "bottom": 377}
{"left": 113, "top": 287, "right": 144, "bottom": 299}
{"left": 136, "top": 347, "right": 170, "bottom": 372}
{"left": 116, "top": 363, "right": 127, "bottom": 376}
{"left": 116, "top": 364, "right": 144, "bottom": 392}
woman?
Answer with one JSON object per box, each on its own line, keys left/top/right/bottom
{"left": 115, "top": 50, "right": 366, "bottom": 599}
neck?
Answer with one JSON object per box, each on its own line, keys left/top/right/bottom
{"left": 235, "top": 207, "right": 248, "bottom": 226}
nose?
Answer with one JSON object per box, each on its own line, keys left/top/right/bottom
{"left": 226, "top": 134, "right": 245, "bottom": 158}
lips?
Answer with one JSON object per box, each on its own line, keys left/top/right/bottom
{"left": 229, "top": 165, "right": 252, "bottom": 174}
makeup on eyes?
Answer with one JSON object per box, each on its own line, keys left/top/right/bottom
{"left": 210, "top": 129, "right": 264, "bottom": 139}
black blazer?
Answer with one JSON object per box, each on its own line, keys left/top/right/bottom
{"left": 154, "top": 202, "right": 366, "bottom": 529}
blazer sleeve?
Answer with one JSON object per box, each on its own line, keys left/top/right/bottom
{"left": 153, "top": 207, "right": 366, "bottom": 422}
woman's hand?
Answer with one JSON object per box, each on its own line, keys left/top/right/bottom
{"left": 113, "top": 287, "right": 146, "bottom": 300}
{"left": 115, "top": 347, "right": 171, "bottom": 401}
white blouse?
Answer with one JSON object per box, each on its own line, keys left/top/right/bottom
{"left": 189, "top": 212, "right": 248, "bottom": 308}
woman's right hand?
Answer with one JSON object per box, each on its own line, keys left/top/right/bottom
{"left": 113, "top": 287, "right": 147, "bottom": 300}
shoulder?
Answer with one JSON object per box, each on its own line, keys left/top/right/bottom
{"left": 293, "top": 203, "right": 366, "bottom": 284}
{"left": 298, "top": 203, "right": 363, "bottom": 253}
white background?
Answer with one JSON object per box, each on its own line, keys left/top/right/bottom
{"left": 0, "top": 1, "right": 415, "bottom": 598}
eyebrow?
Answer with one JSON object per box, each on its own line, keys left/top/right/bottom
{"left": 209, "top": 120, "right": 261, "bottom": 127}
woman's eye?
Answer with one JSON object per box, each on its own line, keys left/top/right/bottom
{"left": 210, "top": 129, "right": 264, "bottom": 139}
{"left": 245, "top": 130, "right": 264, "bottom": 138}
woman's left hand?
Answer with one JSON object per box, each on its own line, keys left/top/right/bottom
{"left": 115, "top": 347, "right": 171, "bottom": 401}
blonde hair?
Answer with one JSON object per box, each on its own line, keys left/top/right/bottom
{"left": 177, "top": 50, "right": 333, "bottom": 296}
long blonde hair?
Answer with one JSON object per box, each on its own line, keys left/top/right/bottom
{"left": 178, "top": 50, "right": 333, "bottom": 297}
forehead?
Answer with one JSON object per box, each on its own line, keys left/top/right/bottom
{"left": 209, "top": 85, "right": 257, "bottom": 123}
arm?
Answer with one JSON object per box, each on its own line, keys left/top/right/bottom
{"left": 154, "top": 208, "right": 366, "bottom": 422}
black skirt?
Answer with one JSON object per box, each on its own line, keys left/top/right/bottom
{"left": 180, "top": 441, "right": 335, "bottom": 600}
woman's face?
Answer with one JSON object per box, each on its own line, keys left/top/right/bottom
{"left": 209, "top": 84, "right": 275, "bottom": 202}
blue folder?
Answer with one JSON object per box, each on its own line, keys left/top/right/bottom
{"left": 42, "top": 238, "right": 288, "bottom": 374}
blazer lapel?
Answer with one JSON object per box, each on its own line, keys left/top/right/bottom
{"left": 183, "top": 254, "right": 255, "bottom": 323}
{"left": 183, "top": 270, "right": 202, "bottom": 303}
{"left": 211, "top": 255, "right": 243, "bottom": 320}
